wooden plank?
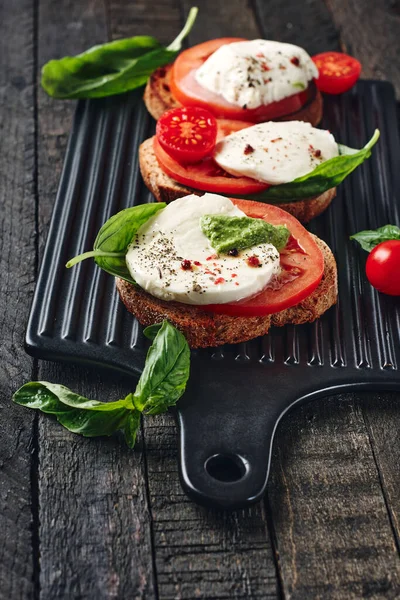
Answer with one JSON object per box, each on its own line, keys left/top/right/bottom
{"left": 268, "top": 396, "right": 400, "bottom": 598}
{"left": 325, "top": 0, "right": 400, "bottom": 97}
{"left": 109, "top": 0, "right": 182, "bottom": 44}
{"left": 254, "top": 0, "right": 341, "bottom": 55}
{"left": 0, "top": 0, "right": 37, "bottom": 597}
{"left": 181, "top": 0, "right": 260, "bottom": 42}
{"left": 362, "top": 393, "right": 400, "bottom": 548}
{"left": 36, "top": 1, "right": 156, "bottom": 597}
{"left": 106, "top": 1, "right": 280, "bottom": 597}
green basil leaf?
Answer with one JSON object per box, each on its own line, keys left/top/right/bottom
{"left": 41, "top": 8, "right": 198, "bottom": 99}
{"left": 13, "top": 322, "right": 190, "bottom": 447}
{"left": 66, "top": 203, "right": 166, "bottom": 282}
{"left": 124, "top": 411, "right": 141, "bottom": 449}
{"left": 350, "top": 224, "right": 400, "bottom": 252}
{"left": 93, "top": 203, "right": 166, "bottom": 282}
{"left": 133, "top": 321, "right": 190, "bottom": 415}
{"left": 13, "top": 382, "right": 133, "bottom": 438}
{"left": 143, "top": 323, "right": 163, "bottom": 341}
{"left": 236, "top": 129, "right": 380, "bottom": 203}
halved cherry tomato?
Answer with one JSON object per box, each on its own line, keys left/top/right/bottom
{"left": 366, "top": 240, "right": 400, "bottom": 296}
{"left": 156, "top": 106, "right": 218, "bottom": 164}
{"left": 201, "top": 199, "right": 325, "bottom": 316}
{"left": 312, "top": 52, "right": 361, "bottom": 94}
{"left": 170, "top": 38, "right": 316, "bottom": 122}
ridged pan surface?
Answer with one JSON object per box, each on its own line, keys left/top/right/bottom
{"left": 27, "top": 82, "right": 400, "bottom": 509}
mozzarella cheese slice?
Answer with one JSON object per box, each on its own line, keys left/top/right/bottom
{"left": 125, "top": 194, "right": 280, "bottom": 305}
{"left": 195, "top": 39, "right": 318, "bottom": 109}
{"left": 213, "top": 121, "right": 339, "bottom": 185}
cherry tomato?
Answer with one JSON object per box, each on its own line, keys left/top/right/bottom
{"left": 365, "top": 240, "right": 400, "bottom": 296}
{"left": 171, "top": 38, "right": 316, "bottom": 122}
{"left": 156, "top": 106, "right": 218, "bottom": 164}
{"left": 201, "top": 200, "right": 324, "bottom": 316}
{"left": 312, "top": 52, "right": 361, "bottom": 94}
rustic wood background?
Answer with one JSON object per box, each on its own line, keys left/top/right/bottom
{"left": 1, "top": 0, "right": 400, "bottom": 598}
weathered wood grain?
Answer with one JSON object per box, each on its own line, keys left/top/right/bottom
{"left": 268, "top": 395, "right": 400, "bottom": 599}
{"left": 181, "top": 0, "right": 260, "bottom": 42}
{"left": 109, "top": 0, "right": 182, "bottom": 44}
{"left": 36, "top": 1, "right": 156, "bottom": 597}
{"left": 325, "top": 0, "right": 400, "bottom": 97}
{"left": 0, "top": 0, "right": 37, "bottom": 597}
{"left": 145, "top": 414, "right": 280, "bottom": 599}
{"left": 254, "top": 0, "right": 341, "bottom": 55}
{"left": 362, "top": 393, "right": 400, "bottom": 549}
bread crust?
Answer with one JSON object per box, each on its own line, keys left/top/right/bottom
{"left": 116, "top": 237, "right": 337, "bottom": 348}
{"left": 144, "top": 64, "right": 323, "bottom": 126}
{"left": 139, "top": 137, "right": 337, "bottom": 223}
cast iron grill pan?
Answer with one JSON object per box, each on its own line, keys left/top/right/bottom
{"left": 26, "top": 82, "right": 400, "bottom": 509}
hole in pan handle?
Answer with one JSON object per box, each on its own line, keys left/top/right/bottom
{"left": 174, "top": 358, "right": 286, "bottom": 510}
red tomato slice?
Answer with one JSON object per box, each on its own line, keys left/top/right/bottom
{"left": 366, "top": 240, "right": 400, "bottom": 296}
{"left": 312, "top": 52, "right": 361, "bottom": 94}
{"left": 216, "top": 119, "right": 254, "bottom": 140}
{"left": 153, "top": 136, "right": 269, "bottom": 195}
{"left": 156, "top": 106, "right": 218, "bottom": 164}
{"left": 170, "top": 38, "right": 316, "bottom": 122}
{"left": 201, "top": 199, "right": 325, "bottom": 316}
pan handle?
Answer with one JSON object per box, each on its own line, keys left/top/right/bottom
{"left": 175, "top": 357, "right": 290, "bottom": 510}
{"left": 175, "top": 360, "right": 400, "bottom": 509}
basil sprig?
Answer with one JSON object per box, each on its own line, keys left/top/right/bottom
{"left": 13, "top": 321, "right": 190, "bottom": 448}
{"left": 66, "top": 202, "right": 166, "bottom": 282}
{"left": 238, "top": 129, "right": 380, "bottom": 203}
{"left": 350, "top": 224, "right": 400, "bottom": 252}
{"left": 41, "top": 7, "right": 198, "bottom": 99}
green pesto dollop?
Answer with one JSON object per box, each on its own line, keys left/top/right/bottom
{"left": 200, "top": 214, "right": 290, "bottom": 254}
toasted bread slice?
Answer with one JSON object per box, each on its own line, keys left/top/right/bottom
{"left": 116, "top": 237, "right": 337, "bottom": 348}
{"left": 144, "top": 65, "right": 323, "bottom": 126}
{"left": 139, "top": 137, "right": 337, "bottom": 223}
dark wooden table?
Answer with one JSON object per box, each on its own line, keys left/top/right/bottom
{"left": 1, "top": 1, "right": 400, "bottom": 598}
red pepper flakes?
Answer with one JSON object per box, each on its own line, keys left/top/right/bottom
{"left": 214, "top": 277, "right": 225, "bottom": 285}
{"left": 231, "top": 273, "right": 238, "bottom": 278}
{"left": 244, "top": 144, "right": 255, "bottom": 155}
{"left": 194, "top": 260, "right": 202, "bottom": 266}
{"left": 206, "top": 254, "right": 218, "bottom": 261}
{"left": 247, "top": 255, "right": 261, "bottom": 267}
{"left": 290, "top": 56, "right": 300, "bottom": 66}
{"left": 181, "top": 259, "right": 192, "bottom": 271}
